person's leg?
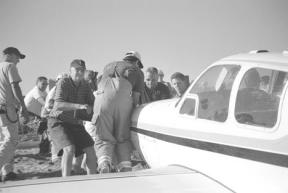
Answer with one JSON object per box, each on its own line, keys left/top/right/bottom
{"left": 93, "top": 110, "right": 116, "bottom": 173}
{"left": 72, "top": 123, "right": 97, "bottom": 175}
{"left": 61, "top": 145, "right": 75, "bottom": 177}
{"left": 0, "top": 123, "right": 18, "bottom": 180}
{"left": 50, "top": 141, "right": 60, "bottom": 162}
{"left": 82, "top": 146, "right": 97, "bottom": 175}
{"left": 72, "top": 154, "right": 84, "bottom": 174}
{"left": 91, "top": 77, "right": 117, "bottom": 173}
{"left": 47, "top": 118, "right": 74, "bottom": 176}
{"left": 80, "top": 121, "right": 95, "bottom": 172}
{"left": 114, "top": 80, "right": 134, "bottom": 172}
{"left": 116, "top": 141, "right": 133, "bottom": 172}
{"left": 80, "top": 154, "right": 87, "bottom": 171}
{"left": 94, "top": 138, "right": 115, "bottom": 173}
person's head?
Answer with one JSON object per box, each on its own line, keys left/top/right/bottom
{"left": 56, "top": 73, "right": 69, "bottom": 82}
{"left": 171, "top": 72, "right": 188, "bottom": 97}
{"left": 2, "top": 47, "right": 25, "bottom": 65}
{"left": 84, "top": 70, "right": 98, "bottom": 83}
{"left": 47, "top": 99, "right": 55, "bottom": 110}
{"left": 36, "top": 76, "right": 48, "bottom": 92}
{"left": 145, "top": 67, "right": 159, "bottom": 89}
{"left": 158, "top": 69, "right": 164, "bottom": 82}
{"left": 259, "top": 75, "right": 270, "bottom": 91}
{"left": 244, "top": 69, "right": 260, "bottom": 89}
{"left": 123, "top": 51, "right": 143, "bottom": 69}
{"left": 84, "top": 70, "right": 98, "bottom": 91}
{"left": 261, "top": 75, "right": 269, "bottom": 85}
{"left": 69, "top": 59, "right": 86, "bottom": 83}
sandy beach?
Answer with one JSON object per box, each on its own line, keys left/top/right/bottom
{"left": 12, "top": 122, "right": 146, "bottom": 181}
{"left": 14, "top": 123, "right": 62, "bottom": 181}
{"left": 14, "top": 146, "right": 62, "bottom": 180}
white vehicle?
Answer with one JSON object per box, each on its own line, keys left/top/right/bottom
{"left": 131, "top": 50, "right": 288, "bottom": 193}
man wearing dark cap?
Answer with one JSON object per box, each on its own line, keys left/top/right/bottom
{"left": 48, "top": 59, "right": 97, "bottom": 177}
{"left": 0, "top": 47, "right": 29, "bottom": 181}
{"left": 91, "top": 60, "right": 144, "bottom": 173}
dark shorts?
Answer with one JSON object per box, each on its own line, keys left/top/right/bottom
{"left": 47, "top": 118, "right": 94, "bottom": 157}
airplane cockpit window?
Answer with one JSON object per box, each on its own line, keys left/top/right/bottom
{"left": 179, "top": 98, "right": 195, "bottom": 116}
{"left": 235, "top": 68, "right": 287, "bottom": 128}
{"left": 187, "top": 65, "right": 240, "bottom": 122}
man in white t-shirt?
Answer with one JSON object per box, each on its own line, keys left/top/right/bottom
{"left": 24, "top": 76, "right": 48, "bottom": 117}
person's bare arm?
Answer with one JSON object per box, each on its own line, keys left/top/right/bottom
{"left": 54, "top": 101, "right": 91, "bottom": 112}
{"left": 11, "top": 82, "right": 26, "bottom": 111}
{"left": 11, "top": 82, "right": 29, "bottom": 122}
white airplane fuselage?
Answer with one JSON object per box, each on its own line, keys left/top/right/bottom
{"left": 131, "top": 52, "right": 288, "bottom": 193}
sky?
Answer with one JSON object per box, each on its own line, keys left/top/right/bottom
{"left": 0, "top": 0, "right": 288, "bottom": 94}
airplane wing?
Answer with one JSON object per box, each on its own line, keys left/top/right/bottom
{"left": 0, "top": 165, "right": 234, "bottom": 193}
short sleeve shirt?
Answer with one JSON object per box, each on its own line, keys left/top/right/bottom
{"left": 24, "top": 86, "right": 47, "bottom": 116}
{"left": 49, "top": 77, "right": 94, "bottom": 124}
{"left": 145, "top": 82, "right": 171, "bottom": 102}
{"left": 0, "top": 62, "right": 22, "bottom": 107}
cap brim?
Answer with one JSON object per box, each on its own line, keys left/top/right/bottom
{"left": 70, "top": 63, "right": 86, "bottom": 70}
{"left": 123, "top": 56, "right": 143, "bottom": 68}
{"left": 123, "top": 56, "right": 137, "bottom": 61}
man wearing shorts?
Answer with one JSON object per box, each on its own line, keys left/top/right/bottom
{"left": 48, "top": 59, "right": 97, "bottom": 177}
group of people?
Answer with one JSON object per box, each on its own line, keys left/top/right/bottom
{"left": 0, "top": 47, "right": 189, "bottom": 181}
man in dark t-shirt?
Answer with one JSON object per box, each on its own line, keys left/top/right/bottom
{"left": 145, "top": 67, "right": 170, "bottom": 101}
{"left": 48, "top": 59, "right": 97, "bottom": 177}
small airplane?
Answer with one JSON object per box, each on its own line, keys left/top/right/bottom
{"left": 2, "top": 50, "right": 288, "bottom": 193}
{"left": 131, "top": 50, "right": 288, "bottom": 193}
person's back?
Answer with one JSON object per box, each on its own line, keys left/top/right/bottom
{"left": 0, "top": 62, "right": 20, "bottom": 110}
{"left": 101, "top": 61, "right": 143, "bottom": 97}
{"left": 92, "top": 61, "right": 144, "bottom": 173}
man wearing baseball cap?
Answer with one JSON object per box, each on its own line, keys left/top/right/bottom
{"left": 123, "top": 51, "right": 143, "bottom": 69}
{"left": 48, "top": 59, "right": 97, "bottom": 176}
{"left": 123, "top": 51, "right": 151, "bottom": 104}
{"left": 0, "top": 47, "right": 29, "bottom": 181}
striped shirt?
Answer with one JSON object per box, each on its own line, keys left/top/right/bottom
{"left": 49, "top": 77, "right": 94, "bottom": 124}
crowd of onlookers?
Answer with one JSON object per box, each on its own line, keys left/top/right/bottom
{"left": 0, "top": 47, "right": 190, "bottom": 181}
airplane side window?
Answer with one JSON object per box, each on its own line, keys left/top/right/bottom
{"left": 189, "top": 65, "right": 240, "bottom": 122}
{"left": 179, "top": 98, "right": 195, "bottom": 116}
{"left": 235, "top": 68, "right": 286, "bottom": 128}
